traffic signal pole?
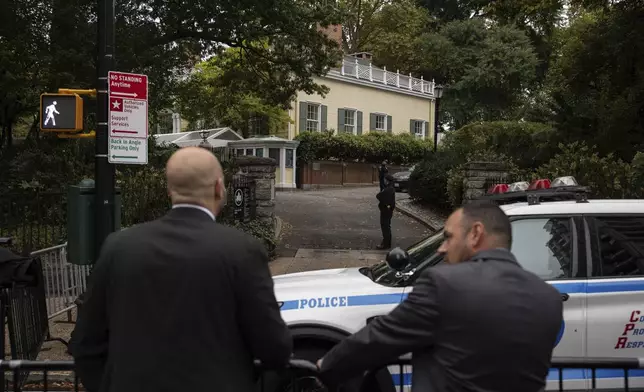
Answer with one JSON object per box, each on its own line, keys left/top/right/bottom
{"left": 95, "top": 0, "right": 116, "bottom": 258}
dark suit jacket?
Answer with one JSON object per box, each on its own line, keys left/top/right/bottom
{"left": 69, "top": 207, "right": 292, "bottom": 392}
{"left": 319, "top": 249, "right": 563, "bottom": 392}
{"left": 376, "top": 186, "right": 395, "bottom": 212}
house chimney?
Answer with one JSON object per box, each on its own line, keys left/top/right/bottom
{"left": 318, "top": 24, "right": 343, "bottom": 51}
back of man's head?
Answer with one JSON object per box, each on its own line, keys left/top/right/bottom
{"left": 166, "top": 147, "right": 226, "bottom": 215}
{"left": 461, "top": 201, "right": 512, "bottom": 249}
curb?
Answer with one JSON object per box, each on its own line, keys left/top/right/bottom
{"left": 274, "top": 216, "right": 283, "bottom": 242}
{"left": 395, "top": 204, "right": 442, "bottom": 231}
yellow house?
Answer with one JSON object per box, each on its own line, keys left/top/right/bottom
{"left": 287, "top": 53, "right": 438, "bottom": 141}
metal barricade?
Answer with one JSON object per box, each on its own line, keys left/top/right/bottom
{"left": 367, "top": 356, "right": 644, "bottom": 391}
{"left": 0, "top": 359, "right": 319, "bottom": 392}
{"left": 30, "top": 244, "right": 91, "bottom": 320}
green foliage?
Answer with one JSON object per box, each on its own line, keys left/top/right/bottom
{"left": 228, "top": 220, "right": 277, "bottom": 259}
{"left": 535, "top": 142, "right": 634, "bottom": 199}
{"left": 441, "top": 121, "right": 557, "bottom": 169}
{"left": 176, "top": 48, "right": 293, "bottom": 136}
{"left": 408, "top": 151, "right": 460, "bottom": 210}
{"left": 541, "top": 2, "right": 644, "bottom": 161}
{"left": 295, "top": 131, "right": 432, "bottom": 165}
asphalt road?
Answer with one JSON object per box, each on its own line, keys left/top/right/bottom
{"left": 275, "top": 186, "right": 431, "bottom": 256}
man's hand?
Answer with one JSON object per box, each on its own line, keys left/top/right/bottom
{"left": 316, "top": 358, "right": 323, "bottom": 370}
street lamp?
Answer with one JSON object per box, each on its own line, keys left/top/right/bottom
{"left": 433, "top": 84, "right": 444, "bottom": 152}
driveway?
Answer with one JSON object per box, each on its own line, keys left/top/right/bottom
{"left": 274, "top": 187, "right": 431, "bottom": 256}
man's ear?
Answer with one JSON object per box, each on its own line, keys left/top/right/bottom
{"left": 469, "top": 222, "right": 485, "bottom": 246}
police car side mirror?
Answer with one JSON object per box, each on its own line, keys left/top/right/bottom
{"left": 386, "top": 247, "right": 410, "bottom": 272}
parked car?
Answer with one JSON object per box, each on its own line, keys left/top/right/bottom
{"left": 392, "top": 165, "right": 415, "bottom": 192}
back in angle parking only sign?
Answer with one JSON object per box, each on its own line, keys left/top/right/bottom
{"left": 108, "top": 71, "right": 148, "bottom": 165}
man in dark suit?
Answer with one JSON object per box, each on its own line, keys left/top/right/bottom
{"left": 318, "top": 201, "right": 563, "bottom": 392}
{"left": 376, "top": 174, "right": 395, "bottom": 250}
{"left": 378, "top": 160, "right": 388, "bottom": 191}
{"left": 69, "top": 146, "right": 292, "bottom": 392}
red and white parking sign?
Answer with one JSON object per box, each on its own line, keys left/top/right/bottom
{"left": 108, "top": 71, "right": 148, "bottom": 165}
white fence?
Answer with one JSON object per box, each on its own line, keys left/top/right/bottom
{"left": 30, "top": 243, "right": 90, "bottom": 320}
{"left": 340, "top": 59, "right": 436, "bottom": 95}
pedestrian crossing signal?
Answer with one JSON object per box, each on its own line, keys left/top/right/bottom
{"left": 39, "top": 93, "right": 84, "bottom": 132}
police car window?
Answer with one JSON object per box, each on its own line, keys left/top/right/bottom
{"left": 510, "top": 218, "right": 573, "bottom": 280}
{"left": 589, "top": 216, "right": 644, "bottom": 277}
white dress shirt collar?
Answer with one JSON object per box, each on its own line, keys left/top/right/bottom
{"left": 172, "top": 204, "right": 216, "bottom": 221}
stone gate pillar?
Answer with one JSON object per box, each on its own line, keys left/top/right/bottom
{"left": 462, "top": 161, "right": 510, "bottom": 204}
{"left": 236, "top": 156, "right": 277, "bottom": 223}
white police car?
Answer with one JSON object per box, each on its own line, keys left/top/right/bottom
{"left": 273, "top": 176, "right": 644, "bottom": 391}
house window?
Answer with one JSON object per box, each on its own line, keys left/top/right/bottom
{"left": 255, "top": 148, "right": 264, "bottom": 157}
{"left": 285, "top": 149, "right": 294, "bottom": 168}
{"left": 414, "top": 120, "right": 424, "bottom": 138}
{"left": 375, "top": 115, "right": 386, "bottom": 131}
{"left": 306, "top": 104, "right": 320, "bottom": 132}
{"left": 269, "top": 148, "right": 281, "bottom": 164}
{"left": 344, "top": 110, "right": 356, "bottom": 134}
{"left": 236, "top": 148, "right": 243, "bottom": 156}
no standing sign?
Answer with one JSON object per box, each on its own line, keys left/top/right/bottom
{"left": 108, "top": 71, "right": 149, "bottom": 165}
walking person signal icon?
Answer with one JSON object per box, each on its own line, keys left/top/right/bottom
{"left": 44, "top": 101, "right": 60, "bottom": 126}
{"left": 39, "top": 93, "right": 84, "bottom": 132}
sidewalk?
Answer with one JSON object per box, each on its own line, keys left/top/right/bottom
{"left": 395, "top": 197, "right": 447, "bottom": 231}
{"left": 270, "top": 248, "right": 387, "bottom": 275}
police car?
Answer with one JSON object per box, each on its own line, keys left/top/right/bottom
{"left": 272, "top": 176, "right": 644, "bottom": 391}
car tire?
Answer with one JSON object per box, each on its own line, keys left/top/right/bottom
{"left": 259, "top": 344, "right": 395, "bottom": 392}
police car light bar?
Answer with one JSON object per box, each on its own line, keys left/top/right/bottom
{"left": 529, "top": 178, "right": 551, "bottom": 190}
{"left": 508, "top": 181, "right": 530, "bottom": 192}
{"left": 481, "top": 175, "right": 588, "bottom": 205}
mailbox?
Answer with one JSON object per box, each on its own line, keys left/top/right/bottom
{"left": 67, "top": 179, "right": 121, "bottom": 265}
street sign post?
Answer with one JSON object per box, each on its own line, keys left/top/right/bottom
{"left": 107, "top": 71, "right": 148, "bottom": 165}
{"left": 39, "top": 93, "right": 84, "bottom": 132}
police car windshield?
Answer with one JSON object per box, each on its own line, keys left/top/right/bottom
{"left": 367, "top": 229, "right": 444, "bottom": 285}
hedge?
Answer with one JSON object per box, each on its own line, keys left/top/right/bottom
{"left": 295, "top": 130, "right": 432, "bottom": 165}
{"left": 440, "top": 121, "right": 557, "bottom": 169}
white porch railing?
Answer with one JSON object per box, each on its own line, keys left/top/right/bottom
{"left": 340, "top": 59, "right": 435, "bottom": 95}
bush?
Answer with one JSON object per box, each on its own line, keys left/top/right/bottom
{"left": 536, "top": 142, "right": 633, "bottom": 199}
{"left": 229, "top": 219, "right": 277, "bottom": 259}
{"left": 408, "top": 150, "right": 460, "bottom": 210}
{"left": 295, "top": 130, "right": 432, "bottom": 165}
{"left": 440, "top": 121, "right": 557, "bottom": 169}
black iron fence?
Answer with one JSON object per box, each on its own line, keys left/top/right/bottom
{"left": 0, "top": 359, "right": 317, "bottom": 392}
{"left": 367, "top": 356, "right": 644, "bottom": 391}
{"left": 0, "top": 192, "right": 67, "bottom": 255}
{"left": 1, "top": 149, "right": 257, "bottom": 255}
{"left": 1, "top": 356, "right": 644, "bottom": 391}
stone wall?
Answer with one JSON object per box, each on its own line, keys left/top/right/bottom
{"left": 236, "top": 156, "right": 277, "bottom": 223}
{"left": 462, "top": 161, "right": 510, "bottom": 204}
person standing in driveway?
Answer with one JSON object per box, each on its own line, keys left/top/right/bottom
{"left": 318, "top": 201, "right": 563, "bottom": 392}
{"left": 69, "top": 147, "right": 292, "bottom": 392}
{"left": 376, "top": 174, "right": 396, "bottom": 250}
{"left": 378, "top": 160, "right": 389, "bottom": 191}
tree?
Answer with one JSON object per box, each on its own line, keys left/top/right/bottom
{"left": 176, "top": 48, "right": 292, "bottom": 137}
{"left": 417, "top": 19, "right": 539, "bottom": 128}
{"left": 360, "top": 0, "right": 432, "bottom": 73}
{"left": 545, "top": 1, "right": 644, "bottom": 161}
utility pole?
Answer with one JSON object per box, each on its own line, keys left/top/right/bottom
{"left": 95, "top": 0, "right": 116, "bottom": 258}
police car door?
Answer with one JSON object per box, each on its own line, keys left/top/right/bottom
{"left": 585, "top": 215, "right": 644, "bottom": 390}
{"left": 509, "top": 216, "right": 588, "bottom": 391}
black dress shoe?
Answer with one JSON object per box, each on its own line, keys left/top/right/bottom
{"left": 376, "top": 244, "right": 391, "bottom": 250}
